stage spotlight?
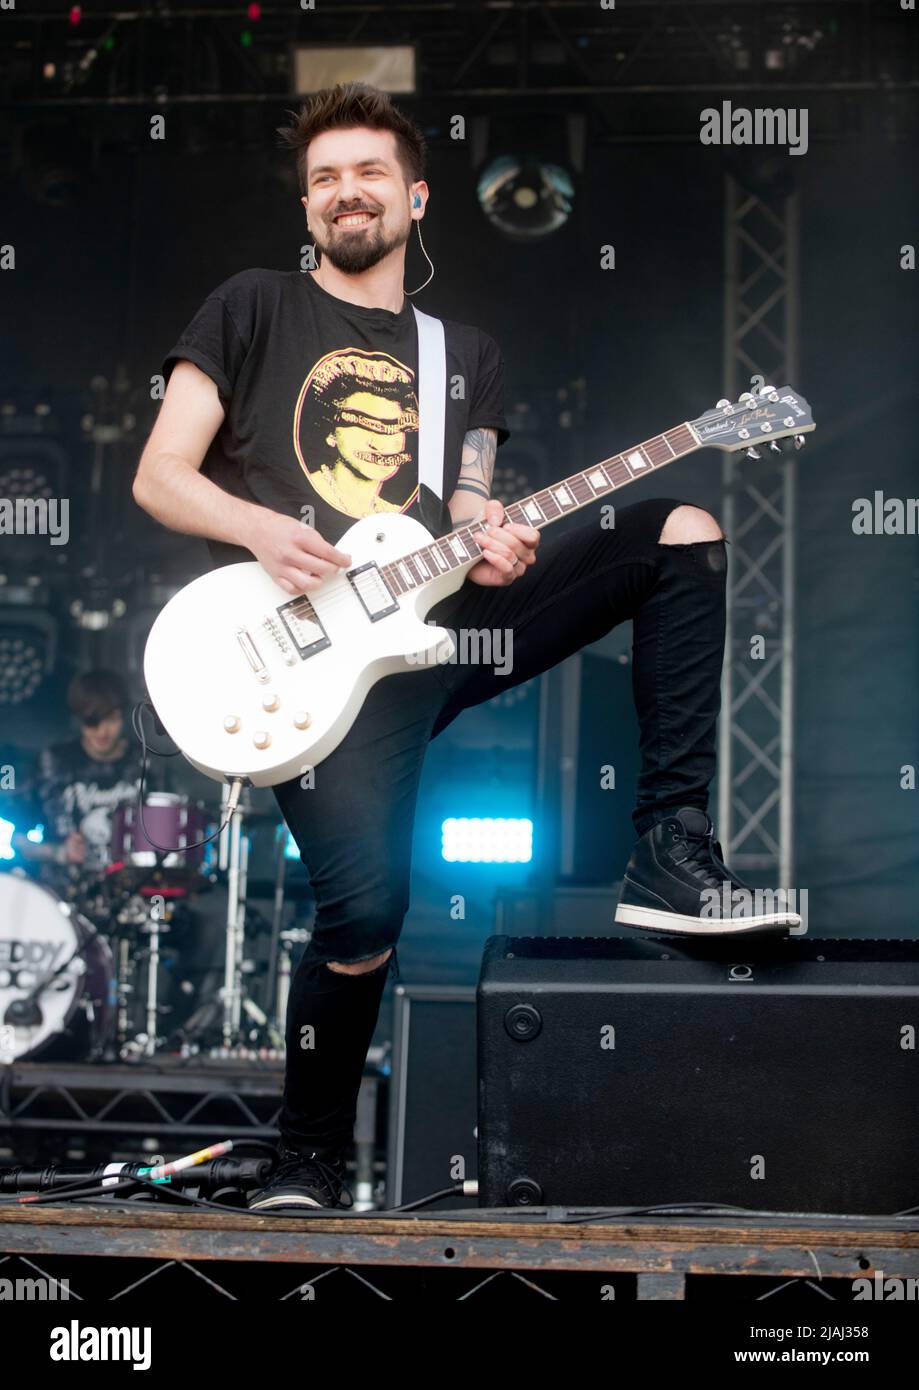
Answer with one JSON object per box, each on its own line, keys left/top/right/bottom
{"left": 0, "top": 462, "right": 54, "bottom": 502}
{"left": 0, "top": 624, "right": 52, "bottom": 706}
{"left": 441, "top": 817, "right": 533, "bottom": 864}
{"left": 0, "top": 634, "right": 46, "bottom": 705}
{"left": 476, "top": 156, "right": 574, "bottom": 241}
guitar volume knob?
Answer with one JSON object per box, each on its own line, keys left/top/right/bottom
{"left": 293, "top": 711, "right": 311, "bottom": 730}
{"left": 262, "top": 692, "right": 280, "bottom": 712}
{"left": 252, "top": 730, "right": 271, "bottom": 749}
{"left": 223, "top": 715, "right": 241, "bottom": 733}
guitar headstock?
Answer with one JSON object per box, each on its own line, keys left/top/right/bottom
{"left": 690, "top": 386, "right": 815, "bottom": 457}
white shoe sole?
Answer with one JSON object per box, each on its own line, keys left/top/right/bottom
{"left": 248, "top": 1192, "right": 324, "bottom": 1211}
{"left": 615, "top": 903, "right": 801, "bottom": 935}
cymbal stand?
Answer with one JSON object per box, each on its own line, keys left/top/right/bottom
{"left": 218, "top": 784, "right": 250, "bottom": 1046}
{"left": 143, "top": 896, "right": 167, "bottom": 1057}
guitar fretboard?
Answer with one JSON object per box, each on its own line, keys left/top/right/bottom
{"left": 379, "top": 422, "right": 698, "bottom": 597}
{"left": 282, "top": 421, "right": 700, "bottom": 629}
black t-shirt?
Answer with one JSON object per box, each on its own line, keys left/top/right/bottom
{"left": 162, "top": 268, "right": 510, "bottom": 566}
{"left": 31, "top": 738, "right": 149, "bottom": 871}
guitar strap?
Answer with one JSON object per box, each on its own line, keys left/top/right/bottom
{"left": 411, "top": 305, "right": 447, "bottom": 503}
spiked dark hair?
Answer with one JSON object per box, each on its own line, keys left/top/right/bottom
{"left": 276, "top": 82, "right": 427, "bottom": 197}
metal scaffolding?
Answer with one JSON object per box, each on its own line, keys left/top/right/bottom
{"left": 718, "top": 174, "right": 799, "bottom": 886}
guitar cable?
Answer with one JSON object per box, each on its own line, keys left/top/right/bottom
{"left": 130, "top": 698, "right": 246, "bottom": 858}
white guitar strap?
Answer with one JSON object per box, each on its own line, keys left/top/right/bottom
{"left": 412, "top": 305, "right": 447, "bottom": 501}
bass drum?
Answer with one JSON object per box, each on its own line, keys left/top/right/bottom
{"left": 0, "top": 871, "right": 115, "bottom": 1063}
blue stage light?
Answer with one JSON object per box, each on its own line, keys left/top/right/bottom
{"left": 0, "top": 820, "right": 43, "bottom": 860}
{"left": 0, "top": 817, "right": 15, "bottom": 861}
{"left": 441, "top": 817, "right": 533, "bottom": 863}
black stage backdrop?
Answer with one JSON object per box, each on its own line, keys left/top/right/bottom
{"left": 2, "top": 113, "right": 917, "bottom": 937}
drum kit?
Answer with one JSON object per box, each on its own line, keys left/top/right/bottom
{"left": 0, "top": 790, "right": 302, "bottom": 1067}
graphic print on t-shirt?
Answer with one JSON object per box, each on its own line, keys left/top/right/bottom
{"left": 293, "top": 347, "right": 421, "bottom": 521}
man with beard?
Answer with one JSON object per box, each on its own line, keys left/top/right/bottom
{"left": 133, "top": 82, "right": 797, "bottom": 1215}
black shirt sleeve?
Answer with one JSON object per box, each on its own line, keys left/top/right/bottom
{"left": 162, "top": 276, "right": 252, "bottom": 405}
{"left": 467, "top": 330, "right": 510, "bottom": 447}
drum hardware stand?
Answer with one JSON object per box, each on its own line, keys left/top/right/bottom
{"left": 142, "top": 896, "right": 169, "bottom": 1058}
{"left": 217, "top": 780, "right": 252, "bottom": 1047}
{"left": 112, "top": 890, "right": 174, "bottom": 1060}
{"left": 115, "top": 936, "right": 133, "bottom": 1048}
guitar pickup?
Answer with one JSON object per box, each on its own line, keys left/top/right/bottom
{"left": 276, "top": 597, "right": 331, "bottom": 659}
{"left": 347, "top": 562, "right": 399, "bottom": 622}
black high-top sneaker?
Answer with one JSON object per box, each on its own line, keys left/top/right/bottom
{"left": 248, "top": 1143, "right": 354, "bottom": 1214}
{"left": 615, "top": 807, "right": 801, "bottom": 937}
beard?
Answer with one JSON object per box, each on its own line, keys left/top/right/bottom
{"left": 314, "top": 211, "right": 410, "bottom": 275}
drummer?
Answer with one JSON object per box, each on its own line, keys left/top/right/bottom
{"left": 12, "top": 669, "right": 158, "bottom": 875}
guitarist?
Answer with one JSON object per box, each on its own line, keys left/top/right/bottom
{"left": 133, "top": 82, "right": 799, "bottom": 1213}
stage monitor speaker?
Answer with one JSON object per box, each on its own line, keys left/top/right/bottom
{"left": 477, "top": 934, "right": 919, "bottom": 1215}
{"left": 386, "top": 984, "right": 478, "bottom": 1210}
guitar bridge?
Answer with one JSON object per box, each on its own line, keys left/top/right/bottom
{"left": 235, "top": 627, "right": 270, "bottom": 683}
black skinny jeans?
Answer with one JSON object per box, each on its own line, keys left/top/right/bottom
{"left": 272, "top": 497, "right": 727, "bottom": 1153}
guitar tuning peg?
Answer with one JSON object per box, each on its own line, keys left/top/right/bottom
{"left": 716, "top": 398, "right": 731, "bottom": 410}
{"left": 757, "top": 384, "right": 775, "bottom": 397}
{"left": 745, "top": 446, "right": 762, "bottom": 460}
{"left": 737, "top": 392, "right": 756, "bottom": 407}
{"left": 794, "top": 435, "right": 806, "bottom": 450}
{"left": 769, "top": 441, "right": 782, "bottom": 452}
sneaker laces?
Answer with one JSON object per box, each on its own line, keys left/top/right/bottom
{"left": 273, "top": 1146, "right": 354, "bottom": 1209}
{"left": 671, "top": 825, "right": 726, "bottom": 889}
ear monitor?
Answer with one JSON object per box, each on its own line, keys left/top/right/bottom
{"left": 406, "top": 200, "right": 434, "bottom": 295}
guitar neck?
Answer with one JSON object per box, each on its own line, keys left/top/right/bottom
{"left": 380, "top": 420, "right": 702, "bottom": 597}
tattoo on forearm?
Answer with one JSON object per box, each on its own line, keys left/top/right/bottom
{"left": 453, "top": 481, "right": 490, "bottom": 500}
{"left": 458, "top": 427, "right": 497, "bottom": 499}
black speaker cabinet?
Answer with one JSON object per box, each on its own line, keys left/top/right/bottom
{"left": 386, "top": 984, "right": 478, "bottom": 1210}
{"left": 477, "top": 934, "right": 919, "bottom": 1214}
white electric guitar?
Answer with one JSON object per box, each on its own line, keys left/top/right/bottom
{"left": 144, "top": 385, "right": 815, "bottom": 787}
